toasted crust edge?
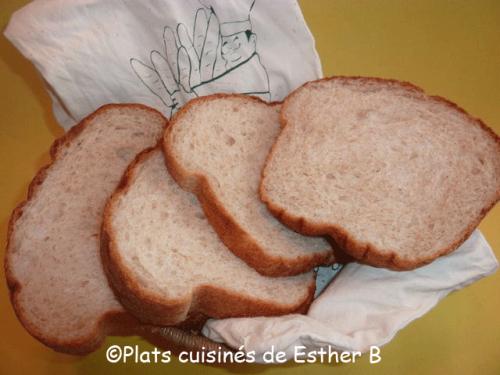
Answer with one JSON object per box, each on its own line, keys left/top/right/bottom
{"left": 101, "top": 146, "right": 316, "bottom": 327}
{"left": 162, "top": 93, "right": 334, "bottom": 276}
{"left": 260, "top": 76, "right": 500, "bottom": 271}
{"left": 4, "top": 104, "right": 166, "bottom": 354}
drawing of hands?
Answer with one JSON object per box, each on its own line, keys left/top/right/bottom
{"left": 131, "top": 8, "right": 223, "bottom": 117}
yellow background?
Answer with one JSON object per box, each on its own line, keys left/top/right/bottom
{"left": 1, "top": 0, "right": 499, "bottom": 374}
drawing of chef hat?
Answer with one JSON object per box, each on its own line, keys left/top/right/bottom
{"left": 201, "top": 0, "right": 255, "bottom": 36}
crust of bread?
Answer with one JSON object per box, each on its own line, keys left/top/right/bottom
{"left": 260, "top": 76, "right": 500, "bottom": 271}
{"left": 4, "top": 104, "right": 166, "bottom": 354}
{"left": 162, "top": 94, "right": 334, "bottom": 277}
{"left": 101, "top": 147, "right": 316, "bottom": 326}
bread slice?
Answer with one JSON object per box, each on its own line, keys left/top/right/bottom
{"left": 163, "top": 95, "right": 333, "bottom": 276}
{"left": 5, "top": 104, "right": 166, "bottom": 354}
{"left": 261, "top": 77, "right": 500, "bottom": 270}
{"left": 101, "top": 147, "right": 316, "bottom": 326}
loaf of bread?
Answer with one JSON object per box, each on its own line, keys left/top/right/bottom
{"left": 261, "top": 77, "right": 500, "bottom": 270}
{"left": 163, "top": 94, "right": 333, "bottom": 276}
{"left": 101, "top": 147, "right": 316, "bottom": 326}
{"left": 5, "top": 104, "right": 166, "bottom": 353}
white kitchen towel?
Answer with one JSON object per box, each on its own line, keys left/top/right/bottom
{"left": 4, "top": 0, "right": 322, "bottom": 128}
{"left": 203, "top": 230, "right": 498, "bottom": 362}
{"left": 5, "top": 0, "right": 498, "bottom": 364}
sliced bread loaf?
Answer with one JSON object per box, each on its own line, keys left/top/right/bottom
{"left": 101, "top": 147, "right": 316, "bottom": 326}
{"left": 163, "top": 95, "right": 333, "bottom": 276}
{"left": 5, "top": 104, "right": 166, "bottom": 354}
{"left": 261, "top": 77, "right": 500, "bottom": 270}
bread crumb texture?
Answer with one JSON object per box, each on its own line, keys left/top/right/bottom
{"left": 262, "top": 77, "right": 500, "bottom": 269}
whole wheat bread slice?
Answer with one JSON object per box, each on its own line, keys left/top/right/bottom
{"left": 163, "top": 94, "right": 333, "bottom": 276}
{"left": 261, "top": 77, "right": 500, "bottom": 270}
{"left": 5, "top": 104, "right": 166, "bottom": 354}
{"left": 101, "top": 147, "right": 316, "bottom": 326}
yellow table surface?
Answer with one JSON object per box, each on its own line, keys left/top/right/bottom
{"left": 1, "top": 1, "right": 499, "bottom": 374}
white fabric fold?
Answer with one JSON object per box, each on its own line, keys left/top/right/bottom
{"left": 203, "top": 231, "right": 498, "bottom": 362}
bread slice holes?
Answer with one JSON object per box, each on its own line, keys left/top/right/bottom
{"left": 225, "top": 135, "right": 236, "bottom": 146}
{"left": 356, "top": 109, "right": 371, "bottom": 120}
{"left": 195, "top": 212, "right": 206, "bottom": 220}
{"left": 326, "top": 173, "right": 336, "bottom": 180}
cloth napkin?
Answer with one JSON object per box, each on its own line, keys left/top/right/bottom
{"left": 203, "top": 230, "right": 498, "bottom": 362}
{"left": 5, "top": 0, "right": 498, "bottom": 363}
{"left": 5, "top": 0, "right": 322, "bottom": 128}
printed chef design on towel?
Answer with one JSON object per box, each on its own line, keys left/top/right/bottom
{"left": 131, "top": 0, "right": 271, "bottom": 117}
